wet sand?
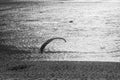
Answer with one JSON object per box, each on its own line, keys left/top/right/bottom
{"left": 0, "top": 61, "right": 120, "bottom": 80}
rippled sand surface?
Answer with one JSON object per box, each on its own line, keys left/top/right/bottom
{"left": 0, "top": 1, "right": 120, "bottom": 61}
{"left": 0, "top": 1, "right": 120, "bottom": 79}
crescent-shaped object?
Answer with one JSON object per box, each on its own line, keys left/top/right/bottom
{"left": 40, "top": 37, "right": 66, "bottom": 54}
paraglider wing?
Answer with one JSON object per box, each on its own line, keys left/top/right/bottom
{"left": 40, "top": 37, "right": 66, "bottom": 54}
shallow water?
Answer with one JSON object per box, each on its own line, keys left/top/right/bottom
{"left": 0, "top": 2, "right": 120, "bottom": 61}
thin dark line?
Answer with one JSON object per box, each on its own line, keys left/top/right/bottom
{"left": 44, "top": 51, "right": 113, "bottom": 54}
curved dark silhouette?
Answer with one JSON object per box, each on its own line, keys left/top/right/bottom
{"left": 40, "top": 37, "right": 66, "bottom": 54}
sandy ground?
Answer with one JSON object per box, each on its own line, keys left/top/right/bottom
{"left": 0, "top": 1, "right": 120, "bottom": 79}
{"left": 0, "top": 1, "right": 120, "bottom": 61}
{"left": 0, "top": 61, "right": 120, "bottom": 80}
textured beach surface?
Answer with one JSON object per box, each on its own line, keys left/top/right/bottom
{"left": 0, "top": 1, "right": 120, "bottom": 61}
{"left": 0, "top": 61, "right": 120, "bottom": 80}
{"left": 0, "top": 0, "right": 120, "bottom": 79}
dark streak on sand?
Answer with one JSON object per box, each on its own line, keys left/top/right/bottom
{"left": 7, "top": 64, "right": 32, "bottom": 71}
{"left": 45, "top": 50, "right": 79, "bottom": 53}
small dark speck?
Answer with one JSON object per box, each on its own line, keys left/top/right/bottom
{"left": 40, "top": 11, "right": 43, "bottom": 13}
{"left": 69, "top": 20, "right": 73, "bottom": 23}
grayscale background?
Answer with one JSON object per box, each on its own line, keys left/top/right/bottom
{"left": 0, "top": 0, "right": 120, "bottom": 79}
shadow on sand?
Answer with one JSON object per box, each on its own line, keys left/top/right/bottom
{"left": 0, "top": 44, "right": 34, "bottom": 73}
{"left": 0, "top": 44, "right": 31, "bottom": 54}
{"left": 0, "top": 44, "right": 32, "bottom": 62}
